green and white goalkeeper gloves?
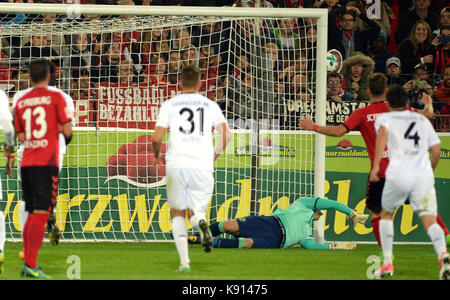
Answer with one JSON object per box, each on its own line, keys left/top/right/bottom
{"left": 349, "top": 210, "right": 369, "bottom": 227}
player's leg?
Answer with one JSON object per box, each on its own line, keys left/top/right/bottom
{"left": 0, "top": 178, "right": 5, "bottom": 274}
{"left": 213, "top": 237, "right": 252, "bottom": 248}
{"left": 186, "top": 169, "right": 214, "bottom": 253}
{"left": 0, "top": 210, "right": 4, "bottom": 274}
{"left": 20, "top": 166, "right": 58, "bottom": 279}
{"left": 166, "top": 168, "right": 191, "bottom": 272}
{"left": 376, "top": 179, "right": 406, "bottom": 278}
{"left": 47, "top": 151, "right": 65, "bottom": 247}
{"left": 18, "top": 200, "right": 27, "bottom": 259}
{"left": 436, "top": 214, "right": 450, "bottom": 246}
{"left": 366, "top": 178, "right": 385, "bottom": 247}
{"left": 171, "top": 209, "right": 190, "bottom": 273}
{"left": 410, "top": 186, "right": 449, "bottom": 280}
{"left": 188, "top": 219, "right": 240, "bottom": 245}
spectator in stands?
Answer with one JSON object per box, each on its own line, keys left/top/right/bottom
{"left": 434, "top": 63, "right": 450, "bottom": 108}
{"left": 347, "top": 0, "right": 393, "bottom": 37}
{"left": 145, "top": 56, "right": 167, "bottom": 86}
{"left": 341, "top": 51, "right": 375, "bottom": 101}
{"left": 403, "top": 63, "right": 433, "bottom": 109}
{"left": 167, "top": 50, "right": 182, "bottom": 84}
{"left": 11, "top": 34, "right": 60, "bottom": 66}
{"left": 172, "top": 28, "right": 194, "bottom": 51}
{"left": 312, "top": 0, "right": 344, "bottom": 12}
{"left": 385, "top": 56, "right": 407, "bottom": 87}
{"left": 262, "top": 42, "right": 282, "bottom": 75}
{"left": 398, "top": 20, "right": 434, "bottom": 76}
{"left": 395, "top": 0, "right": 440, "bottom": 44}
{"left": 432, "top": 25, "right": 450, "bottom": 77}
{"left": 118, "top": 60, "right": 136, "bottom": 85}
{"left": 181, "top": 47, "right": 198, "bottom": 67}
{"left": 368, "top": 30, "right": 395, "bottom": 74}
{"left": 327, "top": 5, "right": 381, "bottom": 59}
{"left": 231, "top": 54, "right": 250, "bottom": 87}
{"left": 192, "top": 22, "right": 224, "bottom": 55}
{"left": 304, "top": 26, "right": 317, "bottom": 72}
{"left": 273, "top": 18, "right": 299, "bottom": 50}
{"left": 71, "top": 33, "right": 93, "bottom": 70}
{"left": 327, "top": 72, "right": 355, "bottom": 102}
{"left": 434, "top": 63, "right": 450, "bottom": 132}
{"left": 230, "top": 71, "right": 253, "bottom": 121}
{"left": 98, "top": 41, "right": 122, "bottom": 82}
{"left": 279, "top": 51, "right": 308, "bottom": 85}
{"left": 433, "top": 7, "right": 450, "bottom": 37}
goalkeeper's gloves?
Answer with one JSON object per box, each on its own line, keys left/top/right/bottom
{"left": 349, "top": 210, "right": 369, "bottom": 227}
{"left": 329, "top": 242, "right": 357, "bottom": 250}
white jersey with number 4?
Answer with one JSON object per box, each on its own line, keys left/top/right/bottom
{"left": 375, "top": 110, "right": 441, "bottom": 177}
{"left": 155, "top": 93, "right": 227, "bottom": 172}
{"left": 375, "top": 110, "right": 441, "bottom": 215}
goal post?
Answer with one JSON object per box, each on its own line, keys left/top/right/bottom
{"left": 0, "top": 3, "right": 327, "bottom": 242}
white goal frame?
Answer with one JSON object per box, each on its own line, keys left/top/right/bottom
{"left": 0, "top": 3, "right": 328, "bottom": 243}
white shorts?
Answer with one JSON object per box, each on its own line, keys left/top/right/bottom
{"left": 382, "top": 174, "right": 437, "bottom": 217}
{"left": 166, "top": 167, "right": 214, "bottom": 215}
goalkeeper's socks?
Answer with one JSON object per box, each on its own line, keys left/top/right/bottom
{"left": 214, "top": 238, "right": 245, "bottom": 248}
{"left": 437, "top": 214, "right": 450, "bottom": 236}
{"left": 371, "top": 216, "right": 382, "bottom": 247}
{"left": 25, "top": 213, "right": 48, "bottom": 269}
{"left": 209, "top": 221, "right": 225, "bottom": 237}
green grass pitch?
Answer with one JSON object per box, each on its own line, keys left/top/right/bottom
{"left": 0, "top": 242, "right": 444, "bottom": 280}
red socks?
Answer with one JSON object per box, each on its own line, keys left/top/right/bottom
{"left": 437, "top": 214, "right": 450, "bottom": 236}
{"left": 24, "top": 213, "right": 49, "bottom": 269}
{"left": 371, "top": 216, "right": 382, "bottom": 246}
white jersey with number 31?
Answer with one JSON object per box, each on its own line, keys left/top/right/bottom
{"left": 375, "top": 110, "right": 441, "bottom": 177}
{"left": 155, "top": 93, "right": 227, "bottom": 172}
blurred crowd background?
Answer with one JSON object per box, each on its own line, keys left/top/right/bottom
{"left": 0, "top": 0, "right": 449, "bottom": 131}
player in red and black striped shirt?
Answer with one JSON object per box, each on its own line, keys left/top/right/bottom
{"left": 299, "top": 73, "right": 450, "bottom": 247}
{"left": 14, "top": 59, "right": 73, "bottom": 279}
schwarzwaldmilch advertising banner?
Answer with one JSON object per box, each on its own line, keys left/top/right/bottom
{"left": 1, "top": 131, "right": 449, "bottom": 243}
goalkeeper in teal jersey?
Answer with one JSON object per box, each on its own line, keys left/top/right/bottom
{"left": 188, "top": 197, "right": 368, "bottom": 250}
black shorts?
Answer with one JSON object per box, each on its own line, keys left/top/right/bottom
{"left": 366, "top": 177, "right": 385, "bottom": 214}
{"left": 21, "top": 166, "right": 59, "bottom": 213}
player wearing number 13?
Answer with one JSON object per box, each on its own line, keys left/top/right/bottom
{"left": 369, "top": 85, "right": 450, "bottom": 280}
{"left": 152, "top": 65, "right": 232, "bottom": 273}
{"left": 13, "top": 59, "right": 73, "bottom": 279}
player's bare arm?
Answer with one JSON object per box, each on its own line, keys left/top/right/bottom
{"left": 151, "top": 126, "right": 166, "bottom": 164}
{"left": 369, "top": 125, "right": 388, "bottom": 183}
{"left": 430, "top": 144, "right": 441, "bottom": 170}
{"left": 417, "top": 92, "right": 434, "bottom": 119}
{"left": 298, "top": 118, "right": 347, "bottom": 137}
{"left": 214, "top": 122, "right": 232, "bottom": 161}
{"left": 61, "top": 122, "right": 73, "bottom": 141}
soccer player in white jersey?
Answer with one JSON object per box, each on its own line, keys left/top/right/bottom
{"left": 13, "top": 62, "right": 75, "bottom": 257}
{"left": 370, "top": 85, "right": 450, "bottom": 280}
{"left": 0, "top": 89, "right": 15, "bottom": 274}
{"left": 152, "top": 65, "right": 232, "bottom": 273}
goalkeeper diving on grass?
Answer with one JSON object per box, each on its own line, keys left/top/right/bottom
{"left": 188, "top": 197, "right": 368, "bottom": 250}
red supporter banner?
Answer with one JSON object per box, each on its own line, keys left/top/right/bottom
{"left": 74, "top": 82, "right": 179, "bottom": 129}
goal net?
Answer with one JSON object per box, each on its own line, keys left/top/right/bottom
{"left": 0, "top": 3, "right": 327, "bottom": 242}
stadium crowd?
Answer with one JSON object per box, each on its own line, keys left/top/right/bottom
{"left": 0, "top": 0, "right": 449, "bottom": 131}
